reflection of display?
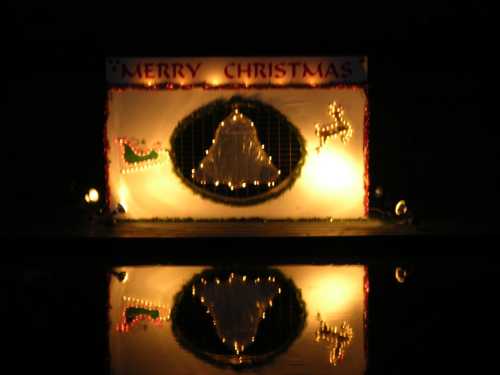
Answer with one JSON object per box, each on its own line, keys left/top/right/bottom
{"left": 194, "top": 109, "right": 280, "bottom": 190}
{"left": 116, "top": 137, "right": 169, "bottom": 174}
{"left": 171, "top": 268, "right": 306, "bottom": 369}
{"left": 116, "top": 296, "right": 170, "bottom": 333}
{"left": 314, "top": 315, "right": 353, "bottom": 366}
{"left": 315, "top": 102, "right": 353, "bottom": 152}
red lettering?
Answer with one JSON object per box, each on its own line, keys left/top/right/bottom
{"left": 144, "top": 63, "right": 154, "bottom": 79}
{"left": 157, "top": 63, "right": 170, "bottom": 79}
{"left": 172, "top": 63, "right": 185, "bottom": 79}
{"left": 303, "top": 63, "right": 322, "bottom": 78}
{"left": 186, "top": 63, "right": 202, "bottom": 79}
{"left": 254, "top": 63, "right": 267, "bottom": 78}
{"left": 288, "top": 62, "right": 301, "bottom": 78}
{"left": 268, "top": 63, "right": 273, "bottom": 78}
{"left": 121, "top": 64, "right": 142, "bottom": 78}
{"left": 274, "top": 63, "right": 286, "bottom": 78}
{"left": 224, "top": 63, "right": 235, "bottom": 79}
{"left": 341, "top": 61, "right": 352, "bottom": 78}
{"left": 238, "top": 64, "right": 251, "bottom": 79}
{"left": 325, "top": 63, "right": 339, "bottom": 79}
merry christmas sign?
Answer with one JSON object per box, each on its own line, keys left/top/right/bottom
{"left": 105, "top": 57, "right": 369, "bottom": 219}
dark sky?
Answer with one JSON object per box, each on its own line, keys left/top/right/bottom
{"left": 5, "top": 2, "right": 491, "bottom": 228}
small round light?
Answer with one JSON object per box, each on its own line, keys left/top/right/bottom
{"left": 375, "top": 186, "right": 383, "bottom": 198}
{"left": 395, "top": 267, "right": 407, "bottom": 283}
{"left": 88, "top": 188, "right": 99, "bottom": 203}
{"left": 395, "top": 200, "right": 408, "bottom": 216}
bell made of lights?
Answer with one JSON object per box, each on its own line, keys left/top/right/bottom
{"left": 193, "top": 274, "right": 280, "bottom": 355}
{"left": 194, "top": 109, "right": 279, "bottom": 188}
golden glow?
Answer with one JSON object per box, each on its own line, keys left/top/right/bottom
{"left": 88, "top": 188, "right": 99, "bottom": 203}
{"left": 305, "top": 267, "right": 362, "bottom": 315}
{"left": 84, "top": 194, "right": 90, "bottom": 203}
{"left": 118, "top": 183, "right": 128, "bottom": 213}
{"left": 303, "top": 145, "right": 360, "bottom": 194}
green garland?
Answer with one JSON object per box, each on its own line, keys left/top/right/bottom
{"left": 169, "top": 96, "right": 307, "bottom": 206}
{"left": 123, "top": 143, "right": 159, "bottom": 164}
{"left": 170, "top": 267, "right": 307, "bottom": 370}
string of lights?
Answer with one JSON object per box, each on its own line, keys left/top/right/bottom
{"left": 116, "top": 296, "right": 170, "bottom": 333}
{"left": 191, "top": 273, "right": 280, "bottom": 356}
{"left": 314, "top": 316, "right": 354, "bottom": 366}
{"left": 315, "top": 101, "right": 354, "bottom": 152}
{"left": 115, "top": 137, "right": 169, "bottom": 174}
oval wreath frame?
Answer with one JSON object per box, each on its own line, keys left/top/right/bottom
{"left": 170, "top": 267, "right": 307, "bottom": 370}
{"left": 169, "top": 96, "right": 307, "bottom": 206}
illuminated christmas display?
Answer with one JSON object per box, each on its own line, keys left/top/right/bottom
{"left": 105, "top": 57, "right": 369, "bottom": 220}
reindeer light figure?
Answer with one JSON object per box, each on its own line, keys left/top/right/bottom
{"left": 315, "top": 101, "right": 353, "bottom": 152}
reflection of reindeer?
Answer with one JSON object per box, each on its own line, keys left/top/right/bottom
{"left": 315, "top": 314, "right": 353, "bottom": 366}
{"left": 315, "top": 102, "right": 353, "bottom": 153}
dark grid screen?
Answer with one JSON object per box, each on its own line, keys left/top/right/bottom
{"left": 171, "top": 98, "right": 304, "bottom": 203}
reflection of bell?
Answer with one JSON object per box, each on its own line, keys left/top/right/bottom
{"left": 171, "top": 269, "right": 306, "bottom": 369}
{"left": 194, "top": 109, "right": 279, "bottom": 187}
{"left": 198, "top": 275, "right": 279, "bottom": 354}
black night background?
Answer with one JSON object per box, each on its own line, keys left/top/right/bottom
{"left": 5, "top": 2, "right": 496, "bottom": 375}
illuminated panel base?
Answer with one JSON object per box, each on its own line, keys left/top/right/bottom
{"left": 106, "top": 88, "right": 367, "bottom": 219}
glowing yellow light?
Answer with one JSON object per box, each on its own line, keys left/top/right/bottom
{"left": 118, "top": 183, "right": 128, "bottom": 213}
{"left": 214, "top": 181, "right": 220, "bottom": 187}
{"left": 84, "top": 194, "right": 90, "bottom": 203}
{"left": 303, "top": 146, "right": 359, "bottom": 193}
{"left": 395, "top": 200, "right": 408, "bottom": 216}
{"left": 88, "top": 188, "right": 99, "bottom": 203}
{"left": 242, "top": 182, "right": 247, "bottom": 188}
{"left": 395, "top": 267, "right": 407, "bottom": 283}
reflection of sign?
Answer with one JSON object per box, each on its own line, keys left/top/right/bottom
{"left": 106, "top": 57, "right": 368, "bottom": 86}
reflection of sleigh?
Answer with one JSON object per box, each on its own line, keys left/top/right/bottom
{"left": 116, "top": 137, "right": 169, "bottom": 174}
